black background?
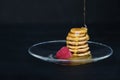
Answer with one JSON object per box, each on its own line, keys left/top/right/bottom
{"left": 0, "top": 0, "right": 119, "bottom": 24}
{"left": 0, "top": 0, "right": 120, "bottom": 80}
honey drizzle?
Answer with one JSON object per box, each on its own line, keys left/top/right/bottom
{"left": 83, "top": 0, "right": 87, "bottom": 27}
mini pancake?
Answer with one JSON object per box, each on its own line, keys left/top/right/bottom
{"left": 72, "top": 51, "right": 91, "bottom": 56}
{"left": 66, "top": 40, "right": 87, "bottom": 46}
{"left": 66, "top": 34, "right": 89, "bottom": 41}
{"left": 67, "top": 43, "right": 88, "bottom": 49}
{"left": 69, "top": 47, "right": 89, "bottom": 53}
{"left": 70, "top": 27, "right": 87, "bottom": 34}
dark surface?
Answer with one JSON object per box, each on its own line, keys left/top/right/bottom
{"left": 0, "top": 0, "right": 120, "bottom": 80}
{"left": 0, "top": 23, "right": 120, "bottom": 80}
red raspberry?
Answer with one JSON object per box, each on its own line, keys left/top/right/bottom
{"left": 55, "top": 46, "right": 72, "bottom": 59}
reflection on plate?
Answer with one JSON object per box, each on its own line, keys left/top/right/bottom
{"left": 28, "top": 40, "right": 113, "bottom": 66}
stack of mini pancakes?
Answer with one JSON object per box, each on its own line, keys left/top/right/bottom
{"left": 66, "top": 27, "right": 91, "bottom": 56}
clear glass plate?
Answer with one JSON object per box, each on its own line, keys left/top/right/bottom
{"left": 28, "top": 40, "right": 113, "bottom": 66}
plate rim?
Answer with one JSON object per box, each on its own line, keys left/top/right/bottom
{"left": 28, "top": 40, "right": 113, "bottom": 62}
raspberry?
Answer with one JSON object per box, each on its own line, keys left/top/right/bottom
{"left": 55, "top": 46, "right": 72, "bottom": 59}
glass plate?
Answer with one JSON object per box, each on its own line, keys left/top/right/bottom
{"left": 28, "top": 40, "right": 113, "bottom": 66}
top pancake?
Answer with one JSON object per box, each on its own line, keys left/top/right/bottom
{"left": 70, "top": 27, "right": 87, "bottom": 34}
